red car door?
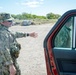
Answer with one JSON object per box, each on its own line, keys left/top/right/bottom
{"left": 44, "top": 9, "right": 76, "bottom": 75}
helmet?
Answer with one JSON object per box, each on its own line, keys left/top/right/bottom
{"left": 0, "top": 13, "right": 14, "bottom": 26}
{"left": 0, "top": 13, "right": 14, "bottom": 22}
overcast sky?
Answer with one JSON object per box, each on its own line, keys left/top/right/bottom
{"left": 0, "top": 0, "right": 76, "bottom": 16}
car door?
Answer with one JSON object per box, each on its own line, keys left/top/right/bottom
{"left": 43, "top": 10, "right": 76, "bottom": 75}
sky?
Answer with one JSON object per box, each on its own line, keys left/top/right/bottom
{"left": 0, "top": 0, "right": 76, "bottom": 16}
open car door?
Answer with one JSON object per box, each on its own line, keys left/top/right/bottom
{"left": 44, "top": 9, "right": 76, "bottom": 75}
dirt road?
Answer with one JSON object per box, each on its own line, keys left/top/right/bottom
{"left": 10, "top": 24, "right": 53, "bottom": 75}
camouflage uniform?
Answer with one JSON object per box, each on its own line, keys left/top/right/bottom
{"left": 55, "top": 25, "right": 71, "bottom": 48}
{"left": 0, "top": 24, "right": 27, "bottom": 75}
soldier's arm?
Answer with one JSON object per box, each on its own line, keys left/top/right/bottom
{"left": 13, "top": 32, "right": 27, "bottom": 38}
{"left": 13, "top": 32, "right": 38, "bottom": 38}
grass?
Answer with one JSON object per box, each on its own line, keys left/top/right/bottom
{"left": 30, "top": 19, "right": 58, "bottom": 25}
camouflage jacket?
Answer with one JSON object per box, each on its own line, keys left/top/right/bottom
{"left": 55, "top": 26, "right": 71, "bottom": 48}
{"left": 0, "top": 25, "right": 27, "bottom": 66}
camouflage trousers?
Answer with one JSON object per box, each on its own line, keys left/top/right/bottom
{"left": 0, "top": 64, "right": 9, "bottom": 75}
{"left": 0, "top": 62, "right": 21, "bottom": 75}
{"left": 12, "top": 57, "right": 21, "bottom": 75}
{"left": 13, "top": 60, "right": 21, "bottom": 75}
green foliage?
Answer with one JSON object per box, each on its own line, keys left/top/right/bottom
{"left": 11, "top": 12, "right": 61, "bottom": 20}
{"left": 46, "top": 12, "right": 61, "bottom": 19}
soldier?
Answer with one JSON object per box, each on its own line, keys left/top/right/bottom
{"left": 54, "top": 17, "right": 73, "bottom": 48}
{"left": 0, "top": 13, "right": 38, "bottom": 75}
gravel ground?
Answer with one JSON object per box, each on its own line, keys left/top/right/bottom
{"left": 9, "top": 24, "right": 53, "bottom": 75}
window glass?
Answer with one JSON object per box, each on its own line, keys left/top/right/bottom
{"left": 54, "top": 17, "right": 73, "bottom": 48}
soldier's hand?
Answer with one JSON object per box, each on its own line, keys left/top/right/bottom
{"left": 9, "top": 64, "right": 16, "bottom": 75}
{"left": 29, "top": 32, "right": 38, "bottom": 38}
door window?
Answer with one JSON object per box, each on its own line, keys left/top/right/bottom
{"left": 54, "top": 17, "right": 73, "bottom": 48}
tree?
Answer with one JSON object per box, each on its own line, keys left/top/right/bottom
{"left": 46, "top": 13, "right": 61, "bottom": 19}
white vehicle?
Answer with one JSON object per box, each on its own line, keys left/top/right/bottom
{"left": 22, "top": 20, "right": 31, "bottom": 26}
